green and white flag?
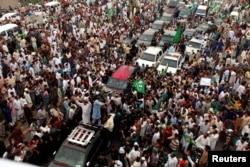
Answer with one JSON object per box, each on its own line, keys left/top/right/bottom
{"left": 152, "top": 91, "right": 168, "bottom": 112}
{"left": 107, "top": 8, "right": 114, "bottom": 19}
{"left": 132, "top": 79, "right": 146, "bottom": 94}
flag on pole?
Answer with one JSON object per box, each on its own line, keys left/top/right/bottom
{"left": 152, "top": 91, "right": 168, "bottom": 111}
{"left": 132, "top": 79, "right": 146, "bottom": 94}
{"left": 173, "top": 25, "right": 181, "bottom": 43}
{"left": 160, "top": 64, "right": 168, "bottom": 76}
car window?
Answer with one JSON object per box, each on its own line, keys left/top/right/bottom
{"left": 161, "top": 58, "right": 178, "bottom": 68}
{"left": 53, "top": 145, "right": 86, "bottom": 166}
{"left": 140, "top": 53, "right": 156, "bottom": 62}
{"left": 152, "top": 23, "right": 163, "bottom": 30}
{"left": 139, "top": 34, "right": 153, "bottom": 41}
{"left": 188, "top": 41, "right": 201, "bottom": 49}
{"left": 107, "top": 78, "right": 128, "bottom": 89}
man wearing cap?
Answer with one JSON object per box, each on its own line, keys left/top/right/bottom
{"left": 129, "top": 142, "right": 141, "bottom": 164}
{"left": 74, "top": 97, "right": 92, "bottom": 124}
{"left": 24, "top": 88, "right": 33, "bottom": 108}
{"left": 164, "top": 152, "right": 178, "bottom": 167}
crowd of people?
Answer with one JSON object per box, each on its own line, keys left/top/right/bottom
{"left": 0, "top": 0, "right": 250, "bottom": 166}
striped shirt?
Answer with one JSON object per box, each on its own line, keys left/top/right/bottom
{"left": 169, "top": 139, "right": 179, "bottom": 151}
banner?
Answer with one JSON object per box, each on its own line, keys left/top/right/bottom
{"left": 132, "top": 79, "right": 146, "bottom": 94}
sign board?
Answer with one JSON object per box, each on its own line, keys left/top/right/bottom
{"left": 200, "top": 77, "right": 211, "bottom": 86}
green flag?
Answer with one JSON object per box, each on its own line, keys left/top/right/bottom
{"left": 173, "top": 25, "right": 181, "bottom": 43}
{"left": 132, "top": 79, "right": 146, "bottom": 94}
{"left": 152, "top": 91, "right": 168, "bottom": 111}
{"left": 107, "top": 8, "right": 114, "bottom": 19}
{"left": 183, "top": 134, "right": 194, "bottom": 144}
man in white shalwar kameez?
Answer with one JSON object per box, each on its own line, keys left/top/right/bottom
{"left": 13, "top": 96, "right": 22, "bottom": 122}
{"left": 75, "top": 97, "right": 92, "bottom": 124}
{"left": 209, "top": 130, "right": 219, "bottom": 151}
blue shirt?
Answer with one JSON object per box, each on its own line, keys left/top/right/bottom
{"left": 92, "top": 100, "right": 104, "bottom": 120}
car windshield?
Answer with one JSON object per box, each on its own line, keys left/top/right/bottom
{"left": 196, "top": 9, "right": 206, "bottom": 14}
{"left": 161, "top": 58, "right": 178, "bottom": 68}
{"left": 152, "top": 23, "right": 162, "bottom": 30}
{"left": 180, "top": 9, "right": 190, "bottom": 15}
{"left": 107, "top": 78, "right": 128, "bottom": 89}
{"left": 168, "top": 1, "right": 178, "bottom": 7}
{"left": 184, "top": 30, "right": 195, "bottom": 36}
{"left": 188, "top": 41, "right": 201, "bottom": 49}
{"left": 139, "top": 34, "right": 153, "bottom": 41}
{"left": 199, "top": 24, "right": 208, "bottom": 29}
{"left": 161, "top": 15, "right": 172, "bottom": 21}
{"left": 161, "top": 35, "right": 174, "bottom": 42}
{"left": 53, "top": 145, "right": 86, "bottom": 167}
{"left": 140, "top": 53, "right": 156, "bottom": 62}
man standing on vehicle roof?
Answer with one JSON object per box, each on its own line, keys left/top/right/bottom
{"left": 92, "top": 95, "right": 108, "bottom": 126}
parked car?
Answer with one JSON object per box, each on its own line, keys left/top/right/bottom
{"left": 159, "top": 30, "right": 177, "bottom": 46}
{"left": 183, "top": 29, "right": 196, "bottom": 38}
{"left": 195, "top": 23, "right": 217, "bottom": 33}
{"left": 151, "top": 20, "right": 165, "bottom": 32}
{"left": 135, "top": 28, "right": 157, "bottom": 47}
{"left": 185, "top": 38, "right": 203, "bottom": 55}
{"left": 136, "top": 47, "right": 165, "bottom": 67}
{"left": 0, "top": 12, "right": 19, "bottom": 22}
{"left": 157, "top": 52, "right": 184, "bottom": 74}
{"left": 49, "top": 123, "right": 109, "bottom": 167}
{"left": 179, "top": 7, "right": 192, "bottom": 19}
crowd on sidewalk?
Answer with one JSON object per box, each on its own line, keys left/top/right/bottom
{"left": 0, "top": 0, "right": 250, "bottom": 166}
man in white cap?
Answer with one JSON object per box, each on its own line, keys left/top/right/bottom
{"left": 129, "top": 142, "right": 141, "bottom": 164}
{"left": 74, "top": 97, "right": 92, "bottom": 124}
{"left": 24, "top": 88, "right": 33, "bottom": 108}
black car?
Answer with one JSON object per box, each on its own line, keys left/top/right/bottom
{"left": 49, "top": 123, "right": 109, "bottom": 167}
{"left": 195, "top": 23, "right": 217, "bottom": 33}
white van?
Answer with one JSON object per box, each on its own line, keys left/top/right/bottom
{"left": 0, "top": 23, "right": 19, "bottom": 40}
{"left": 44, "top": 1, "right": 61, "bottom": 8}
{"left": 136, "top": 47, "right": 165, "bottom": 67}
{"left": 185, "top": 38, "right": 203, "bottom": 55}
{"left": 195, "top": 5, "right": 208, "bottom": 17}
{"left": 0, "top": 12, "right": 19, "bottom": 22}
{"left": 157, "top": 52, "right": 183, "bottom": 74}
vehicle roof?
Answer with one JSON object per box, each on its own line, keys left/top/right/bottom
{"left": 111, "top": 65, "right": 135, "bottom": 81}
{"left": 143, "top": 28, "right": 157, "bottom": 35}
{"left": 164, "top": 30, "right": 177, "bottom": 36}
{"left": 0, "top": 23, "right": 18, "bottom": 33}
{"left": 189, "top": 38, "right": 203, "bottom": 43}
{"left": 62, "top": 123, "right": 100, "bottom": 152}
{"left": 162, "top": 13, "right": 173, "bottom": 17}
{"left": 197, "top": 5, "right": 207, "bottom": 9}
{"left": 184, "top": 29, "right": 196, "bottom": 32}
{"left": 153, "top": 20, "right": 165, "bottom": 24}
{"left": 144, "top": 47, "right": 163, "bottom": 54}
{"left": 163, "top": 53, "right": 181, "bottom": 60}
{"left": 44, "top": 1, "right": 60, "bottom": 6}
{"left": 1, "top": 12, "right": 17, "bottom": 17}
